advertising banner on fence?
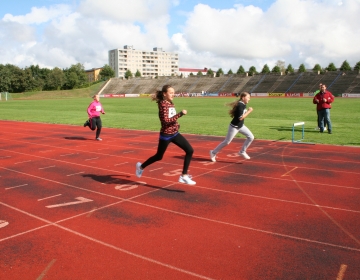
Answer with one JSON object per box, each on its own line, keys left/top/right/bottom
{"left": 285, "top": 93, "right": 303, "bottom": 97}
{"left": 251, "top": 93, "right": 268, "bottom": 97}
{"left": 125, "top": 94, "right": 140, "bottom": 97}
{"left": 342, "top": 93, "right": 360, "bottom": 98}
{"left": 100, "top": 94, "right": 125, "bottom": 98}
{"left": 268, "top": 93, "right": 285, "bottom": 97}
{"left": 218, "top": 92, "right": 236, "bottom": 97}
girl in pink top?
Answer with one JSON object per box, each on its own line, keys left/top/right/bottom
{"left": 84, "top": 94, "right": 105, "bottom": 141}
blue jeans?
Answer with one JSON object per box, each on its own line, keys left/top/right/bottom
{"left": 318, "top": 109, "right": 332, "bottom": 132}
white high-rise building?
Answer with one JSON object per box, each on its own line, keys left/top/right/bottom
{"left": 108, "top": 45, "right": 179, "bottom": 78}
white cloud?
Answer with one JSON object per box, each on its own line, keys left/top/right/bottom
{"left": 172, "top": 0, "right": 360, "bottom": 70}
{"left": 2, "top": 5, "right": 72, "bottom": 25}
{"left": 0, "top": 0, "right": 359, "bottom": 71}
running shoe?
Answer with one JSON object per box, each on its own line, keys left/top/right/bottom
{"left": 239, "top": 151, "right": 250, "bottom": 159}
{"left": 136, "top": 162, "right": 143, "bottom": 178}
{"left": 209, "top": 150, "right": 216, "bottom": 162}
{"left": 179, "top": 175, "right": 196, "bottom": 185}
{"left": 96, "top": 137, "right": 102, "bottom": 141}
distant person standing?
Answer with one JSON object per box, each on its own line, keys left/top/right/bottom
{"left": 84, "top": 94, "right": 105, "bottom": 140}
{"left": 314, "top": 83, "right": 326, "bottom": 131}
{"left": 135, "top": 85, "right": 196, "bottom": 185}
{"left": 210, "top": 92, "right": 254, "bottom": 162}
{"left": 313, "top": 84, "right": 334, "bottom": 134}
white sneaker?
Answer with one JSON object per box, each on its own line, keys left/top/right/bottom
{"left": 315, "top": 127, "right": 320, "bottom": 130}
{"left": 136, "top": 162, "right": 143, "bottom": 178}
{"left": 323, "top": 127, "right": 327, "bottom": 131}
{"left": 209, "top": 150, "right": 216, "bottom": 162}
{"left": 179, "top": 175, "right": 196, "bottom": 185}
{"left": 239, "top": 151, "right": 250, "bottom": 159}
{"left": 96, "top": 137, "right": 102, "bottom": 141}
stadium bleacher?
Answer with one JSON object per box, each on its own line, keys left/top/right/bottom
{"left": 102, "top": 71, "right": 360, "bottom": 95}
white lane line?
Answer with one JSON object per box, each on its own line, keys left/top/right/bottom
{"left": 281, "top": 167, "right": 298, "bottom": 177}
{"left": 36, "top": 259, "right": 57, "bottom": 280}
{"left": 66, "top": 172, "right": 84, "bottom": 177}
{"left": 122, "top": 151, "right": 134, "bottom": 154}
{"left": 0, "top": 156, "right": 11, "bottom": 159}
{"left": 60, "top": 153, "right": 78, "bottom": 157}
{"left": 39, "top": 150, "right": 53, "bottom": 153}
{"left": 336, "top": 264, "right": 347, "bottom": 280}
{"left": 38, "top": 194, "right": 62, "bottom": 201}
{"left": 15, "top": 160, "right": 32, "bottom": 164}
{"left": 114, "top": 162, "right": 128, "bottom": 166}
{"left": 0, "top": 202, "right": 214, "bottom": 280}
{"left": 85, "top": 157, "right": 99, "bottom": 161}
{"left": 5, "top": 184, "right": 28, "bottom": 190}
{"left": 149, "top": 167, "right": 163, "bottom": 172}
{"left": 38, "top": 166, "right": 56, "bottom": 170}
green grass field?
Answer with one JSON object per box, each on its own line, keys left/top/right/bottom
{"left": 1, "top": 93, "right": 359, "bottom": 146}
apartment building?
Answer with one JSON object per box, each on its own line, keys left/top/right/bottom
{"left": 108, "top": 45, "right": 179, "bottom": 78}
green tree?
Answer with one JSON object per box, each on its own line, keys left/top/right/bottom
{"left": 124, "top": 70, "right": 133, "bottom": 79}
{"left": 197, "top": 71, "right": 203, "bottom": 76}
{"left": 248, "top": 66, "right": 257, "bottom": 76}
{"left": 62, "top": 63, "right": 87, "bottom": 89}
{"left": 340, "top": 60, "right": 351, "bottom": 71}
{"left": 45, "top": 67, "right": 65, "bottom": 90}
{"left": 313, "top": 64, "right": 322, "bottom": 73}
{"left": 261, "top": 64, "right": 270, "bottom": 74}
{"left": 0, "top": 64, "right": 12, "bottom": 92}
{"left": 227, "top": 69, "right": 233, "bottom": 75}
{"left": 189, "top": 72, "right": 194, "bottom": 76}
{"left": 354, "top": 61, "right": 360, "bottom": 71}
{"left": 216, "top": 68, "right": 224, "bottom": 77}
{"left": 285, "top": 64, "right": 294, "bottom": 74}
{"left": 100, "top": 64, "right": 115, "bottom": 80}
{"left": 271, "top": 65, "right": 281, "bottom": 73}
{"left": 135, "top": 70, "right": 141, "bottom": 78}
{"left": 236, "top": 65, "right": 245, "bottom": 74}
{"left": 207, "top": 68, "right": 214, "bottom": 76}
{"left": 326, "top": 62, "right": 337, "bottom": 71}
{"left": 298, "top": 64, "right": 306, "bottom": 72}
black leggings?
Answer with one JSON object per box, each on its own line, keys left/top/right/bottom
{"left": 90, "top": 117, "right": 102, "bottom": 138}
{"left": 141, "top": 133, "right": 194, "bottom": 175}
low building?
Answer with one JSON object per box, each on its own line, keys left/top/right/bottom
{"left": 179, "top": 68, "right": 208, "bottom": 78}
{"left": 85, "top": 68, "right": 102, "bottom": 83}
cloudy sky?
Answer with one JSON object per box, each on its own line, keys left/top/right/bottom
{"left": 1, "top": 0, "right": 359, "bottom": 72}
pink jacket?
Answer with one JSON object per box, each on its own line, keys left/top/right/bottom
{"left": 313, "top": 90, "right": 334, "bottom": 111}
{"left": 87, "top": 101, "right": 105, "bottom": 118}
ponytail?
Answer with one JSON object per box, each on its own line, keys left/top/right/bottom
{"left": 227, "top": 92, "right": 249, "bottom": 117}
{"left": 151, "top": 85, "right": 172, "bottom": 103}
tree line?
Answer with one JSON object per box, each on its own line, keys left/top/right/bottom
{"left": 0, "top": 63, "right": 115, "bottom": 93}
{"left": 1, "top": 60, "right": 359, "bottom": 92}
{"left": 188, "top": 60, "right": 360, "bottom": 77}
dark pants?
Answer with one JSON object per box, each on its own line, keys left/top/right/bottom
{"left": 141, "top": 133, "right": 194, "bottom": 175}
{"left": 89, "top": 117, "right": 102, "bottom": 138}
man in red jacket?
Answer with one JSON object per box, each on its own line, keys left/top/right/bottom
{"left": 313, "top": 84, "right": 334, "bottom": 134}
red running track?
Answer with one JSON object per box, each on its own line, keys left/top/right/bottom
{"left": 0, "top": 120, "right": 360, "bottom": 279}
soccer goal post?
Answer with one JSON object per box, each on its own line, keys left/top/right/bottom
{"left": 0, "top": 92, "right": 12, "bottom": 101}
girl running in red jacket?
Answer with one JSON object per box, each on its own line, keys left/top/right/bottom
{"left": 135, "top": 85, "right": 196, "bottom": 185}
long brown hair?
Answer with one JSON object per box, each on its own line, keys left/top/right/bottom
{"left": 228, "top": 92, "right": 249, "bottom": 117}
{"left": 151, "top": 85, "right": 173, "bottom": 103}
